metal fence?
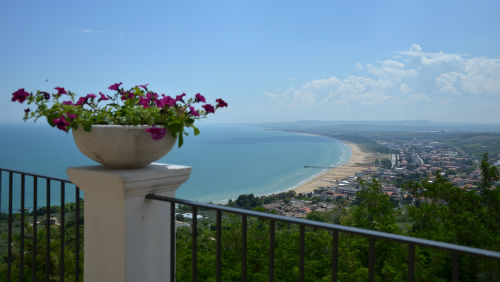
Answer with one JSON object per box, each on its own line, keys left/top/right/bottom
{"left": 2, "top": 168, "right": 499, "bottom": 282}
{"left": 146, "top": 193, "right": 500, "bottom": 282}
{"left": 0, "top": 168, "right": 82, "bottom": 282}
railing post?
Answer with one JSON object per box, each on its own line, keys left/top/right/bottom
{"left": 67, "top": 163, "right": 191, "bottom": 282}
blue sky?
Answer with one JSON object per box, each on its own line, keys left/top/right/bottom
{"left": 1, "top": 0, "right": 499, "bottom": 124}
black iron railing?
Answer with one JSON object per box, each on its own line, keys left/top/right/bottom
{"left": 2, "top": 168, "right": 499, "bottom": 281}
{"left": 145, "top": 193, "right": 500, "bottom": 282}
{"left": 0, "top": 168, "right": 82, "bottom": 282}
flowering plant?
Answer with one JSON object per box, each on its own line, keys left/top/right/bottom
{"left": 11, "top": 82, "right": 228, "bottom": 147}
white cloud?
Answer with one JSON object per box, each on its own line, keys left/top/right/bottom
{"left": 65, "top": 27, "right": 105, "bottom": 34}
{"left": 409, "top": 44, "right": 422, "bottom": 52}
{"left": 400, "top": 83, "right": 412, "bottom": 94}
{"left": 366, "top": 59, "right": 417, "bottom": 80}
{"left": 461, "top": 57, "right": 500, "bottom": 94}
{"left": 436, "top": 72, "right": 462, "bottom": 95}
{"left": 398, "top": 46, "right": 464, "bottom": 66}
{"left": 270, "top": 44, "right": 499, "bottom": 105}
{"left": 420, "top": 52, "right": 462, "bottom": 66}
{"left": 436, "top": 57, "right": 500, "bottom": 95}
{"left": 267, "top": 75, "right": 396, "bottom": 108}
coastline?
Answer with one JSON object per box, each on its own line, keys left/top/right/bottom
{"left": 292, "top": 141, "right": 378, "bottom": 194}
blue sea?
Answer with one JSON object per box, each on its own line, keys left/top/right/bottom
{"left": 0, "top": 123, "right": 350, "bottom": 212}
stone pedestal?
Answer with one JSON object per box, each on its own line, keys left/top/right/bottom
{"left": 67, "top": 163, "right": 191, "bottom": 282}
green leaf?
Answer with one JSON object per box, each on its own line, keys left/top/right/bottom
{"left": 83, "top": 123, "right": 92, "bottom": 132}
{"left": 178, "top": 133, "right": 184, "bottom": 147}
{"left": 193, "top": 126, "right": 200, "bottom": 136}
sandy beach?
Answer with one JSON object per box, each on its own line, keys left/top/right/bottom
{"left": 293, "top": 142, "right": 379, "bottom": 194}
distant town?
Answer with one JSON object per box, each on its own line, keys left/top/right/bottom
{"left": 220, "top": 128, "right": 500, "bottom": 219}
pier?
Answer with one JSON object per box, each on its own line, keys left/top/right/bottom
{"left": 304, "top": 165, "right": 337, "bottom": 169}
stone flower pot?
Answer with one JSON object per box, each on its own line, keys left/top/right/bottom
{"left": 72, "top": 125, "right": 176, "bottom": 169}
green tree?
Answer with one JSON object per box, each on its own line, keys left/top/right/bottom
{"left": 380, "top": 158, "right": 392, "bottom": 169}
{"left": 403, "top": 171, "right": 500, "bottom": 281}
{"left": 306, "top": 211, "right": 325, "bottom": 222}
{"left": 342, "top": 180, "right": 406, "bottom": 281}
{"left": 0, "top": 200, "right": 83, "bottom": 282}
{"left": 351, "top": 179, "right": 398, "bottom": 233}
{"left": 233, "top": 194, "right": 261, "bottom": 209}
{"left": 480, "top": 152, "right": 499, "bottom": 189}
{"left": 0, "top": 220, "right": 83, "bottom": 282}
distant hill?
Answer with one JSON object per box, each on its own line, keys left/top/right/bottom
{"left": 258, "top": 120, "right": 500, "bottom": 133}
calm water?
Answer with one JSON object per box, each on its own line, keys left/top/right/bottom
{"left": 0, "top": 123, "right": 350, "bottom": 211}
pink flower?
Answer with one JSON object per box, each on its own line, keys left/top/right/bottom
{"left": 120, "top": 91, "right": 134, "bottom": 101}
{"left": 52, "top": 116, "right": 70, "bottom": 132}
{"left": 138, "top": 84, "right": 149, "bottom": 89}
{"left": 195, "top": 93, "right": 206, "bottom": 103}
{"left": 40, "top": 92, "right": 50, "bottom": 100}
{"left": 65, "top": 113, "right": 77, "bottom": 120}
{"left": 157, "top": 96, "right": 176, "bottom": 108}
{"left": 216, "top": 98, "right": 228, "bottom": 108}
{"left": 62, "top": 101, "right": 74, "bottom": 105}
{"left": 24, "top": 108, "right": 31, "bottom": 113}
{"left": 176, "top": 93, "right": 186, "bottom": 103}
{"left": 145, "top": 126, "right": 167, "bottom": 140}
{"left": 108, "top": 82, "right": 123, "bottom": 91}
{"left": 139, "top": 96, "right": 150, "bottom": 108}
{"left": 75, "top": 97, "right": 87, "bottom": 106}
{"left": 98, "top": 92, "right": 110, "bottom": 101}
{"left": 86, "top": 93, "right": 97, "bottom": 100}
{"left": 202, "top": 104, "right": 215, "bottom": 114}
{"left": 155, "top": 99, "right": 164, "bottom": 108}
{"left": 147, "top": 92, "right": 158, "bottom": 100}
{"left": 11, "top": 88, "right": 30, "bottom": 103}
{"left": 189, "top": 106, "right": 200, "bottom": 117}
{"left": 54, "top": 87, "right": 67, "bottom": 96}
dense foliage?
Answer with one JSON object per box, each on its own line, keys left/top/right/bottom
{"left": 0, "top": 201, "right": 83, "bottom": 282}
{"left": 1, "top": 155, "right": 498, "bottom": 281}
{"left": 174, "top": 154, "right": 499, "bottom": 281}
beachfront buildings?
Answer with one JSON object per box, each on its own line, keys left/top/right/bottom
{"left": 260, "top": 136, "right": 498, "bottom": 218}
